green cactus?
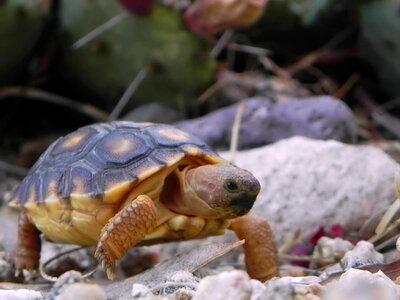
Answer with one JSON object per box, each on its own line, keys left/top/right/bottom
{"left": 59, "top": 0, "right": 216, "bottom": 112}
{"left": 0, "top": 0, "right": 48, "bottom": 84}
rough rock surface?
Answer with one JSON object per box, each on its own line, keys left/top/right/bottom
{"left": 223, "top": 137, "right": 399, "bottom": 244}
{"left": 323, "top": 269, "right": 400, "bottom": 300}
{"left": 0, "top": 289, "right": 43, "bottom": 300}
{"left": 175, "top": 96, "right": 356, "bottom": 150}
{"left": 54, "top": 283, "right": 107, "bottom": 300}
{"left": 312, "top": 237, "right": 354, "bottom": 268}
{"left": 340, "top": 241, "right": 384, "bottom": 270}
{"left": 192, "top": 270, "right": 255, "bottom": 300}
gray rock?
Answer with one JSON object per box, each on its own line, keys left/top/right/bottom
{"left": 340, "top": 241, "right": 384, "bottom": 270}
{"left": 260, "top": 276, "right": 321, "bottom": 300}
{"left": 122, "top": 103, "right": 183, "bottom": 124}
{"left": 222, "top": 137, "right": 399, "bottom": 245}
{"left": 175, "top": 96, "right": 356, "bottom": 150}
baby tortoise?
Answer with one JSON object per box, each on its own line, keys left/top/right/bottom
{"left": 9, "top": 121, "right": 278, "bottom": 280}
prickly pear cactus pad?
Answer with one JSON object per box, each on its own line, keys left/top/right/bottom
{"left": 59, "top": 0, "right": 216, "bottom": 111}
{"left": 0, "top": 0, "right": 48, "bottom": 84}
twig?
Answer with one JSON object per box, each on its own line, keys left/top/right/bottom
{"left": 0, "top": 160, "right": 28, "bottom": 177}
{"left": 375, "top": 232, "right": 400, "bottom": 251}
{"left": 285, "top": 28, "right": 354, "bottom": 75}
{"left": 381, "top": 97, "right": 400, "bottom": 111}
{"left": 223, "top": 42, "right": 270, "bottom": 56}
{"left": 73, "top": 11, "right": 129, "bottom": 49}
{"left": 210, "top": 30, "right": 235, "bottom": 58}
{"left": 285, "top": 50, "right": 324, "bottom": 76}
{"left": 258, "top": 55, "right": 291, "bottom": 79}
{"left": 369, "top": 216, "right": 400, "bottom": 244}
{"left": 197, "top": 80, "right": 227, "bottom": 104}
{"left": 108, "top": 64, "right": 153, "bottom": 121}
{"left": 206, "top": 35, "right": 270, "bottom": 57}
{"left": 0, "top": 87, "right": 108, "bottom": 121}
{"left": 306, "top": 66, "right": 338, "bottom": 94}
{"left": 278, "top": 228, "right": 301, "bottom": 254}
{"left": 374, "top": 198, "right": 400, "bottom": 235}
{"left": 229, "top": 103, "right": 245, "bottom": 164}
{"left": 333, "top": 73, "right": 360, "bottom": 99}
{"left": 356, "top": 88, "right": 400, "bottom": 140}
{"left": 40, "top": 246, "right": 97, "bottom": 282}
{"left": 279, "top": 253, "right": 335, "bottom": 265}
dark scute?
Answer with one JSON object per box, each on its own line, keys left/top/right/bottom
{"left": 102, "top": 169, "right": 134, "bottom": 191}
{"left": 150, "top": 148, "right": 185, "bottom": 166}
{"left": 16, "top": 179, "right": 30, "bottom": 205}
{"left": 94, "top": 131, "right": 151, "bottom": 165}
{"left": 70, "top": 166, "right": 93, "bottom": 195}
{"left": 41, "top": 170, "right": 64, "bottom": 201}
{"left": 148, "top": 126, "right": 206, "bottom": 147}
{"left": 51, "top": 126, "right": 97, "bottom": 157}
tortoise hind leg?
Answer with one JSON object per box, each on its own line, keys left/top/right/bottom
{"left": 95, "top": 194, "right": 157, "bottom": 279}
{"left": 14, "top": 213, "right": 41, "bottom": 272}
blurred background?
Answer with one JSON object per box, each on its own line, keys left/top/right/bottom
{"left": 2, "top": 0, "right": 400, "bottom": 169}
{"left": 2, "top": 0, "right": 400, "bottom": 290}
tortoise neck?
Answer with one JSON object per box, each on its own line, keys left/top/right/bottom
{"left": 159, "top": 165, "right": 219, "bottom": 218}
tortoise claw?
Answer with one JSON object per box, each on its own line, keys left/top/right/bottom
{"left": 13, "top": 252, "right": 40, "bottom": 273}
{"left": 95, "top": 244, "right": 116, "bottom": 280}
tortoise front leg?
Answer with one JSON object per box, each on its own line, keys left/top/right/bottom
{"left": 95, "top": 194, "right": 157, "bottom": 279}
{"left": 230, "top": 214, "right": 278, "bottom": 282}
{"left": 14, "top": 213, "right": 41, "bottom": 272}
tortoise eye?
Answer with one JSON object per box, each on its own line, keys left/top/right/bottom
{"left": 224, "top": 180, "right": 239, "bottom": 192}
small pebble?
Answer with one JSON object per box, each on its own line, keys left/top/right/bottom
{"left": 312, "top": 237, "right": 354, "bottom": 268}
{"left": 341, "top": 241, "right": 384, "bottom": 270}
{"left": 192, "top": 270, "right": 252, "bottom": 300}
{"left": 55, "top": 283, "right": 107, "bottom": 300}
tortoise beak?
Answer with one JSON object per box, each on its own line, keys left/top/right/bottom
{"left": 230, "top": 177, "right": 260, "bottom": 216}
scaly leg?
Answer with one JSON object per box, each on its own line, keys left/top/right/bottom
{"left": 14, "top": 213, "right": 41, "bottom": 272}
{"left": 230, "top": 214, "right": 278, "bottom": 282}
{"left": 95, "top": 194, "right": 157, "bottom": 279}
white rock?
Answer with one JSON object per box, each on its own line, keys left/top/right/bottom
{"left": 55, "top": 283, "right": 107, "bottom": 300}
{"left": 192, "top": 270, "right": 252, "bottom": 300}
{"left": 340, "top": 241, "right": 384, "bottom": 270}
{"left": 324, "top": 269, "right": 400, "bottom": 300}
{"left": 0, "top": 289, "right": 43, "bottom": 300}
{"left": 221, "top": 137, "right": 399, "bottom": 244}
{"left": 312, "top": 237, "right": 354, "bottom": 267}
{"left": 249, "top": 279, "right": 266, "bottom": 300}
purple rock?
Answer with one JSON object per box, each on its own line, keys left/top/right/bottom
{"left": 175, "top": 96, "right": 356, "bottom": 149}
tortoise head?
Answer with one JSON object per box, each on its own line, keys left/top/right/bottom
{"left": 163, "top": 164, "right": 261, "bottom": 219}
